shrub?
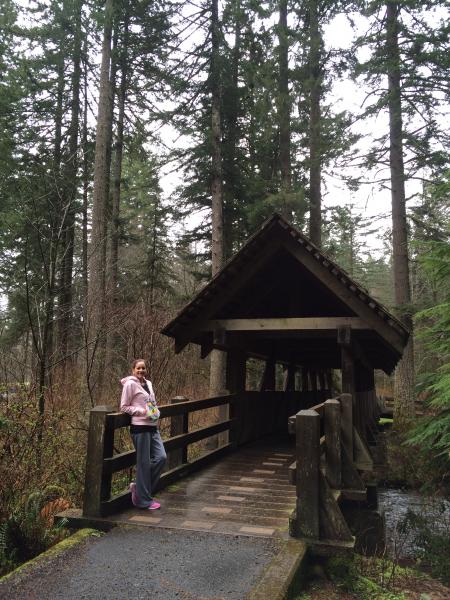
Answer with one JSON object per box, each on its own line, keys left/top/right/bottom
{"left": 0, "top": 486, "right": 69, "bottom": 576}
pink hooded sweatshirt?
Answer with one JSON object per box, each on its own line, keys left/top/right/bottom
{"left": 120, "top": 375, "right": 159, "bottom": 426}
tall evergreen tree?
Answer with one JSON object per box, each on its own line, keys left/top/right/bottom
{"left": 354, "top": 0, "right": 450, "bottom": 419}
{"left": 386, "top": 0, "right": 415, "bottom": 420}
{"left": 87, "top": 0, "right": 115, "bottom": 401}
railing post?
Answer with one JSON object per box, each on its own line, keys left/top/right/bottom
{"left": 325, "top": 399, "right": 342, "bottom": 489}
{"left": 340, "top": 393, "right": 354, "bottom": 460}
{"left": 225, "top": 349, "right": 246, "bottom": 446}
{"left": 260, "top": 355, "right": 276, "bottom": 391}
{"left": 167, "top": 396, "right": 189, "bottom": 470}
{"left": 296, "top": 409, "right": 320, "bottom": 539}
{"left": 83, "top": 405, "right": 115, "bottom": 517}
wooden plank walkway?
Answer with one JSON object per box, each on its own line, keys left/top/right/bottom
{"left": 65, "top": 437, "right": 296, "bottom": 539}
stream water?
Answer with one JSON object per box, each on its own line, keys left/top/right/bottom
{"left": 378, "top": 488, "right": 450, "bottom": 559}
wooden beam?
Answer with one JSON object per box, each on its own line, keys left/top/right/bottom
{"left": 281, "top": 235, "right": 406, "bottom": 355}
{"left": 172, "top": 240, "right": 284, "bottom": 353}
{"left": 201, "top": 317, "right": 369, "bottom": 332}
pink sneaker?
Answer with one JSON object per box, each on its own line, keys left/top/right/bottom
{"left": 130, "top": 482, "right": 138, "bottom": 506}
{"left": 147, "top": 501, "right": 161, "bottom": 510}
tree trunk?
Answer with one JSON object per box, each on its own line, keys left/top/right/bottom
{"left": 106, "top": 5, "right": 130, "bottom": 370}
{"left": 87, "top": 0, "right": 114, "bottom": 403}
{"left": 386, "top": 1, "right": 415, "bottom": 421}
{"left": 44, "top": 40, "right": 65, "bottom": 376}
{"left": 211, "top": 0, "right": 224, "bottom": 279}
{"left": 209, "top": 0, "right": 226, "bottom": 410}
{"left": 57, "top": 0, "right": 83, "bottom": 371}
{"left": 82, "top": 30, "right": 89, "bottom": 320}
{"left": 278, "top": 0, "right": 291, "bottom": 220}
{"left": 308, "top": 0, "right": 322, "bottom": 247}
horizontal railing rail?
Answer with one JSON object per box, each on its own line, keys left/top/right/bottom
{"left": 83, "top": 394, "right": 237, "bottom": 518}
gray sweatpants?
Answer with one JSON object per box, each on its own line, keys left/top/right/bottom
{"left": 131, "top": 428, "right": 167, "bottom": 508}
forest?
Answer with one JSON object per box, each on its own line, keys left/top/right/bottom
{"left": 0, "top": 0, "right": 449, "bottom": 585}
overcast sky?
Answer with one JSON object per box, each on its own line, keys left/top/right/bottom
{"left": 157, "top": 6, "right": 448, "bottom": 255}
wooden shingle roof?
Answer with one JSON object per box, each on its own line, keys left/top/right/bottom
{"left": 162, "top": 213, "right": 409, "bottom": 373}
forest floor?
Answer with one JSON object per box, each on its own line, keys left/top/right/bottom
{"left": 294, "top": 578, "right": 450, "bottom": 600}
{"left": 290, "top": 555, "right": 450, "bottom": 600}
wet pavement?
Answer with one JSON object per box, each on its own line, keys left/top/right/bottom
{"left": 0, "top": 526, "right": 282, "bottom": 600}
{"left": 1, "top": 439, "right": 297, "bottom": 600}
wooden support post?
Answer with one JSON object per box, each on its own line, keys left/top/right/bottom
{"left": 318, "top": 370, "right": 326, "bottom": 392}
{"left": 260, "top": 355, "right": 276, "bottom": 391}
{"left": 340, "top": 393, "right": 354, "bottom": 461}
{"left": 284, "top": 364, "right": 296, "bottom": 392}
{"left": 296, "top": 409, "right": 320, "bottom": 538}
{"left": 326, "top": 369, "right": 333, "bottom": 391}
{"left": 83, "top": 405, "right": 115, "bottom": 518}
{"left": 341, "top": 346, "right": 355, "bottom": 395}
{"left": 167, "top": 396, "right": 189, "bottom": 470}
{"left": 301, "top": 367, "right": 309, "bottom": 392}
{"left": 355, "top": 363, "right": 375, "bottom": 441}
{"left": 226, "top": 349, "right": 246, "bottom": 447}
{"left": 226, "top": 349, "right": 246, "bottom": 392}
{"left": 341, "top": 340, "right": 366, "bottom": 440}
{"left": 310, "top": 369, "right": 318, "bottom": 399}
{"left": 325, "top": 399, "right": 342, "bottom": 489}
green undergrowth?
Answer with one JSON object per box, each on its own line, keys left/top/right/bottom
{"left": 380, "top": 426, "right": 448, "bottom": 492}
{"left": 289, "top": 554, "right": 429, "bottom": 600}
{"left": 0, "top": 487, "right": 70, "bottom": 577}
{"left": 0, "top": 529, "right": 102, "bottom": 583}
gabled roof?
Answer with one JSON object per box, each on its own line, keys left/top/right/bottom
{"left": 162, "top": 213, "right": 409, "bottom": 373}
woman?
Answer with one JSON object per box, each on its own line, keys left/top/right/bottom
{"left": 120, "top": 359, "right": 166, "bottom": 510}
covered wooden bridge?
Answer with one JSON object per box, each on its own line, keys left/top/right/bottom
{"left": 80, "top": 214, "right": 409, "bottom": 550}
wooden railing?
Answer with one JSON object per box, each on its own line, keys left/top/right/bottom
{"left": 82, "top": 387, "right": 341, "bottom": 520}
{"left": 82, "top": 394, "right": 236, "bottom": 518}
{"left": 287, "top": 392, "right": 381, "bottom": 550}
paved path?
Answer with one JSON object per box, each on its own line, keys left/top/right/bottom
{"left": 1, "top": 526, "right": 282, "bottom": 600}
{"left": 1, "top": 439, "right": 300, "bottom": 600}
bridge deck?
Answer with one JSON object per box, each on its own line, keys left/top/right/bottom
{"left": 85, "top": 437, "right": 296, "bottom": 538}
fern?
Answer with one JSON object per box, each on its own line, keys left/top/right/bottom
{"left": 409, "top": 236, "right": 450, "bottom": 477}
{"left": 0, "top": 487, "right": 70, "bottom": 575}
